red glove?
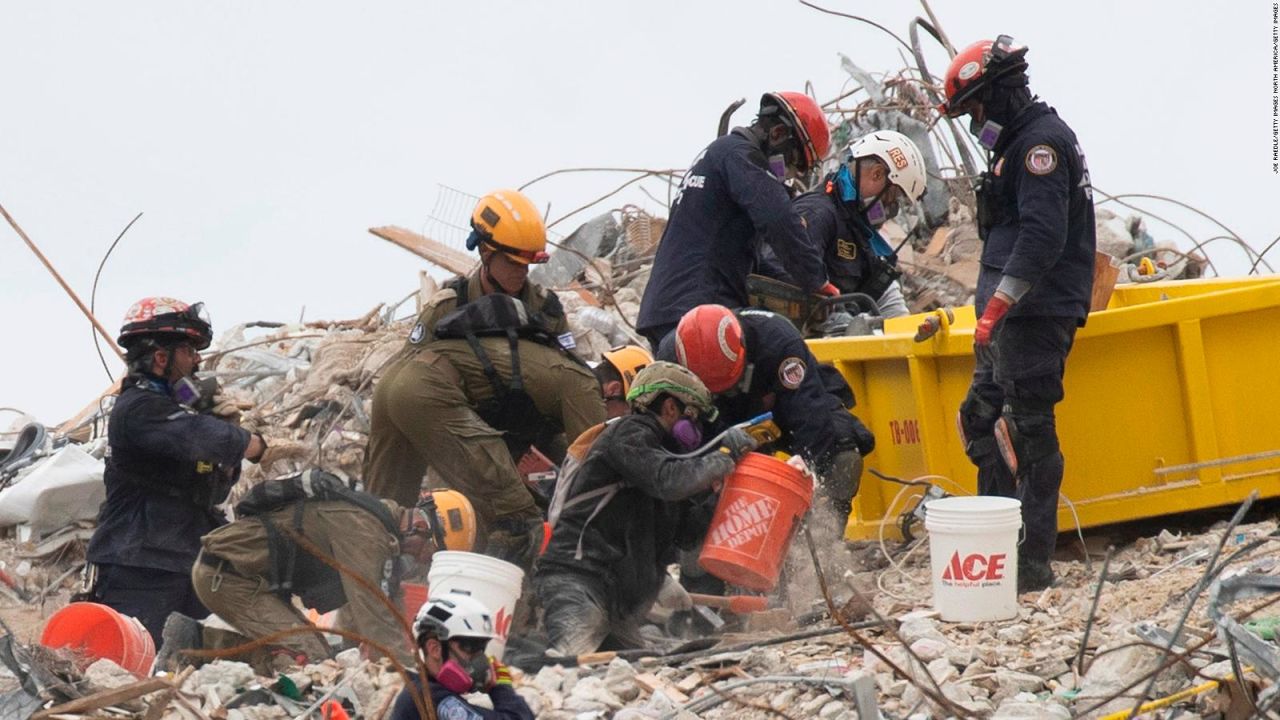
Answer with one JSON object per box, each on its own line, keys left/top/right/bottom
{"left": 975, "top": 294, "right": 1012, "bottom": 346}
{"left": 818, "top": 282, "right": 840, "bottom": 297}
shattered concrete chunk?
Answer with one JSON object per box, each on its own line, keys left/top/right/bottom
{"left": 84, "top": 658, "right": 135, "bottom": 690}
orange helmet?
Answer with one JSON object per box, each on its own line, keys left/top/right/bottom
{"left": 601, "top": 345, "right": 653, "bottom": 396}
{"left": 939, "top": 36, "right": 1029, "bottom": 118}
{"left": 760, "top": 91, "right": 831, "bottom": 172}
{"left": 466, "top": 189, "right": 550, "bottom": 265}
{"left": 673, "top": 305, "right": 746, "bottom": 394}
{"left": 118, "top": 297, "right": 213, "bottom": 350}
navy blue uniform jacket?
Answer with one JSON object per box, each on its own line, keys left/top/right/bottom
{"left": 86, "top": 379, "right": 251, "bottom": 574}
{"left": 659, "top": 308, "right": 853, "bottom": 467}
{"left": 977, "top": 101, "right": 1096, "bottom": 320}
{"left": 637, "top": 129, "right": 826, "bottom": 337}
{"left": 389, "top": 672, "right": 533, "bottom": 720}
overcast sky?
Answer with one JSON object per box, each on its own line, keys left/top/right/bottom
{"left": 2, "top": 1, "right": 1275, "bottom": 426}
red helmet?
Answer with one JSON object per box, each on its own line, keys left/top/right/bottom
{"left": 761, "top": 91, "right": 831, "bottom": 172}
{"left": 939, "top": 36, "right": 1029, "bottom": 117}
{"left": 674, "top": 305, "right": 746, "bottom": 394}
{"left": 118, "top": 297, "right": 213, "bottom": 350}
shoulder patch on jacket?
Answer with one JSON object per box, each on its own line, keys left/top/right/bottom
{"left": 1025, "top": 145, "right": 1058, "bottom": 176}
{"left": 436, "top": 696, "right": 482, "bottom": 720}
{"left": 778, "top": 356, "right": 806, "bottom": 390}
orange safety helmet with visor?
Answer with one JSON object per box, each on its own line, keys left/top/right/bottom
{"left": 465, "top": 189, "right": 551, "bottom": 265}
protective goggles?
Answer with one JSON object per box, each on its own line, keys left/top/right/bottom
{"left": 466, "top": 226, "right": 550, "bottom": 264}
{"left": 183, "top": 301, "right": 211, "bottom": 327}
{"left": 450, "top": 636, "right": 491, "bottom": 654}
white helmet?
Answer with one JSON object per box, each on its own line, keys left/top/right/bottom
{"left": 413, "top": 592, "right": 496, "bottom": 643}
{"left": 846, "top": 130, "right": 927, "bottom": 204}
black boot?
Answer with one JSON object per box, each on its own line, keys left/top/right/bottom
{"left": 154, "top": 612, "right": 202, "bottom": 672}
{"left": 1017, "top": 559, "right": 1054, "bottom": 593}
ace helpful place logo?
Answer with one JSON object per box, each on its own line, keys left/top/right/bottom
{"left": 939, "top": 551, "right": 1009, "bottom": 588}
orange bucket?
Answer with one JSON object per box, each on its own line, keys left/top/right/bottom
{"left": 401, "top": 582, "right": 429, "bottom": 623}
{"left": 40, "top": 602, "right": 156, "bottom": 678}
{"left": 698, "top": 452, "right": 813, "bottom": 591}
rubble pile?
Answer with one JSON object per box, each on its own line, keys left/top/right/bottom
{"left": 3, "top": 509, "right": 1278, "bottom": 718}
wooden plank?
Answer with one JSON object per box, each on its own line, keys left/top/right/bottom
{"left": 33, "top": 677, "right": 170, "bottom": 718}
{"left": 635, "top": 672, "right": 689, "bottom": 704}
{"left": 369, "top": 226, "right": 477, "bottom": 276}
{"left": 925, "top": 226, "right": 951, "bottom": 256}
{"left": 141, "top": 667, "right": 196, "bottom": 720}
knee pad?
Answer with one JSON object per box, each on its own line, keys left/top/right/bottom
{"left": 957, "top": 393, "right": 1001, "bottom": 465}
{"left": 1002, "top": 407, "right": 1060, "bottom": 471}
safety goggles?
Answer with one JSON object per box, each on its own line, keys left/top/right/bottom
{"left": 183, "top": 301, "right": 211, "bottom": 327}
{"left": 479, "top": 234, "right": 550, "bottom": 264}
{"left": 451, "top": 636, "right": 490, "bottom": 655}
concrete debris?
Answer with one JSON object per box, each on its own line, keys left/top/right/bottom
{"left": 0, "top": 17, "right": 1275, "bottom": 720}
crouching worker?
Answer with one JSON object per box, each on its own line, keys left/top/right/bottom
{"left": 391, "top": 592, "right": 534, "bottom": 720}
{"left": 188, "top": 470, "right": 475, "bottom": 670}
{"left": 535, "top": 362, "right": 758, "bottom": 655}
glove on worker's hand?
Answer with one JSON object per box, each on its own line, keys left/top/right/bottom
{"left": 656, "top": 573, "right": 693, "bottom": 612}
{"left": 720, "top": 427, "right": 759, "bottom": 461}
{"left": 975, "top": 294, "right": 1012, "bottom": 347}
{"left": 850, "top": 416, "right": 876, "bottom": 456}
{"left": 487, "top": 657, "right": 512, "bottom": 690}
{"left": 646, "top": 573, "right": 694, "bottom": 624}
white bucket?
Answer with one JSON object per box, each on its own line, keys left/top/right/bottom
{"left": 924, "top": 496, "right": 1022, "bottom": 622}
{"left": 427, "top": 551, "right": 524, "bottom": 659}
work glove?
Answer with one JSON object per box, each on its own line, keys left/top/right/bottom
{"left": 818, "top": 282, "right": 841, "bottom": 298}
{"left": 720, "top": 426, "right": 759, "bottom": 461}
{"left": 850, "top": 416, "right": 876, "bottom": 456}
{"left": 487, "top": 657, "right": 513, "bottom": 690}
{"left": 646, "top": 573, "right": 694, "bottom": 624}
{"left": 975, "top": 294, "right": 1012, "bottom": 347}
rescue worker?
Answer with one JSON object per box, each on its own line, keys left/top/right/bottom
{"left": 365, "top": 189, "right": 606, "bottom": 574}
{"left": 191, "top": 470, "right": 475, "bottom": 669}
{"left": 85, "top": 298, "right": 266, "bottom": 644}
{"left": 390, "top": 593, "right": 533, "bottom": 720}
{"left": 636, "top": 92, "right": 835, "bottom": 348}
{"left": 940, "top": 36, "right": 1096, "bottom": 593}
{"left": 536, "top": 362, "right": 756, "bottom": 655}
{"left": 594, "top": 344, "right": 653, "bottom": 419}
{"left": 659, "top": 304, "right": 874, "bottom": 523}
{"left": 758, "top": 130, "right": 929, "bottom": 319}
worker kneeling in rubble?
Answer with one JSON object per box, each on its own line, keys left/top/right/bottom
{"left": 365, "top": 189, "right": 606, "bottom": 574}
{"left": 535, "top": 362, "right": 757, "bottom": 655}
{"left": 188, "top": 469, "right": 474, "bottom": 669}
{"left": 757, "top": 130, "right": 928, "bottom": 320}
{"left": 391, "top": 592, "right": 533, "bottom": 720}
{"left": 660, "top": 304, "right": 873, "bottom": 524}
{"left": 593, "top": 344, "right": 653, "bottom": 419}
{"left": 85, "top": 297, "right": 266, "bottom": 645}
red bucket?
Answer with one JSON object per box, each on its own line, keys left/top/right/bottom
{"left": 699, "top": 452, "right": 813, "bottom": 591}
{"left": 401, "top": 582, "right": 429, "bottom": 623}
{"left": 40, "top": 602, "right": 156, "bottom": 678}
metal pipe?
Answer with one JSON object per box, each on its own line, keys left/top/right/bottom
{"left": 0, "top": 202, "right": 124, "bottom": 361}
{"left": 1154, "top": 449, "right": 1280, "bottom": 476}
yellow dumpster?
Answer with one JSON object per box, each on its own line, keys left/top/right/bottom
{"left": 808, "top": 276, "right": 1280, "bottom": 540}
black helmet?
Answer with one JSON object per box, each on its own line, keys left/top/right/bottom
{"left": 117, "top": 297, "right": 213, "bottom": 350}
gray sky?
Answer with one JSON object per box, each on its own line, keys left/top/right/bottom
{"left": 2, "top": 1, "right": 1275, "bottom": 425}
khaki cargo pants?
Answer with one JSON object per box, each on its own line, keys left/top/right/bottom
{"left": 192, "top": 501, "right": 414, "bottom": 668}
{"left": 364, "top": 338, "right": 604, "bottom": 571}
